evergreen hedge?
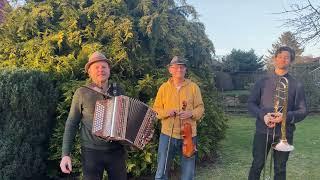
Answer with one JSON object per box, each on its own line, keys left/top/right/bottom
{"left": 0, "top": 69, "right": 58, "bottom": 179}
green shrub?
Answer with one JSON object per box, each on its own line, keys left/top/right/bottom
{"left": 48, "top": 80, "right": 85, "bottom": 179}
{"left": 0, "top": 69, "right": 58, "bottom": 179}
{"left": 197, "top": 95, "right": 228, "bottom": 160}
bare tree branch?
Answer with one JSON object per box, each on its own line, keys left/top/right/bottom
{"left": 280, "top": 0, "right": 320, "bottom": 44}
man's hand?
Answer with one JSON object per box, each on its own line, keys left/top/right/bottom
{"left": 178, "top": 111, "right": 193, "bottom": 120}
{"left": 60, "top": 156, "right": 72, "bottom": 174}
{"left": 264, "top": 113, "right": 275, "bottom": 128}
{"left": 168, "top": 110, "right": 178, "bottom": 117}
{"left": 269, "top": 112, "right": 283, "bottom": 124}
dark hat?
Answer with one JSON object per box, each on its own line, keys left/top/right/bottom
{"left": 85, "top": 51, "right": 111, "bottom": 72}
{"left": 168, "top": 56, "right": 187, "bottom": 66}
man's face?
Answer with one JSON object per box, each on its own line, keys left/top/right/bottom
{"left": 273, "top": 51, "right": 291, "bottom": 70}
{"left": 169, "top": 64, "right": 186, "bottom": 79}
{"left": 88, "top": 61, "right": 110, "bottom": 84}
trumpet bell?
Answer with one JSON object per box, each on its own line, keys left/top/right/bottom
{"left": 273, "top": 139, "right": 294, "bottom": 152}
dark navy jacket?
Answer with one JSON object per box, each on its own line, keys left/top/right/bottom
{"left": 247, "top": 72, "right": 308, "bottom": 137}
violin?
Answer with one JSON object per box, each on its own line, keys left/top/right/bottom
{"left": 181, "top": 101, "right": 196, "bottom": 158}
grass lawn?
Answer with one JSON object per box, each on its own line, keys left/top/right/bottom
{"left": 196, "top": 115, "right": 320, "bottom": 180}
{"left": 222, "top": 90, "right": 250, "bottom": 96}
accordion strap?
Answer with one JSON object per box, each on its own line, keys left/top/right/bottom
{"left": 82, "top": 83, "right": 112, "bottom": 98}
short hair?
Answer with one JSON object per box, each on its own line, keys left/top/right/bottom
{"left": 274, "top": 46, "right": 296, "bottom": 62}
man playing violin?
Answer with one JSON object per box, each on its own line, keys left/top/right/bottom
{"left": 153, "top": 56, "right": 204, "bottom": 180}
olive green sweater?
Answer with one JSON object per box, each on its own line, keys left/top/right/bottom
{"left": 61, "top": 83, "right": 124, "bottom": 157}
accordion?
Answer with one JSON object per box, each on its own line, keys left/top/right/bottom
{"left": 92, "top": 95, "right": 156, "bottom": 150}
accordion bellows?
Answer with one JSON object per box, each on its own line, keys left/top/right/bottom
{"left": 92, "top": 95, "right": 156, "bottom": 150}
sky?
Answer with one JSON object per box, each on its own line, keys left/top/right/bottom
{"left": 187, "top": 0, "right": 320, "bottom": 57}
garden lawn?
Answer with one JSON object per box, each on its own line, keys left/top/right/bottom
{"left": 196, "top": 115, "right": 320, "bottom": 180}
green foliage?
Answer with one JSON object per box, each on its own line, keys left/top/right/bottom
{"left": 219, "top": 49, "right": 265, "bottom": 90}
{"left": 197, "top": 95, "right": 228, "bottom": 160}
{"left": 188, "top": 67, "right": 228, "bottom": 161}
{"left": 0, "top": 0, "right": 227, "bottom": 178}
{"left": 48, "top": 80, "right": 85, "bottom": 178}
{"left": 0, "top": 69, "right": 58, "bottom": 179}
{"left": 126, "top": 142, "right": 158, "bottom": 177}
{"left": 222, "top": 49, "right": 264, "bottom": 72}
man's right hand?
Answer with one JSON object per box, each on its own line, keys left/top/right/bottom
{"left": 60, "top": 156, "right": 72, "bottom": 174}
{"left": 168, "top": 110, "right": 177, "bottom": 117}
{"left": 268, "top": 112, "right": 283, "bottom": 124}
{"left": 264, "top": 113, "right": 275, "bottom": 128}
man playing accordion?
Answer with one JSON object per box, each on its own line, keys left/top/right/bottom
{"left": 60, "top": 51, "right": 127, "bottom": 180}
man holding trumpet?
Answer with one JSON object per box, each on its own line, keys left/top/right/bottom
{"left": 247, "top": 46, "right": 308, "bottom": 180}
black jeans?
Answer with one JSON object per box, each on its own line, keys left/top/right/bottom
{"left": 81, "top": 146, "right": 127, "bottom": 180}
{"left": 248, "top": 132, "right": 292, "bottom": 180}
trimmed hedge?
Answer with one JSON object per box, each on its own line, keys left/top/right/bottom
{"left": 0, "top": 69, "right": 58, "bottom": 179}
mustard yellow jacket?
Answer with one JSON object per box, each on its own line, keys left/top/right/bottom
{"left": 153, "top": 78, "right": 204, "bottom": 139}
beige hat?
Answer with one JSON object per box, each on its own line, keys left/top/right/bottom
{"left": 85, "top": 51, "right": 111, "bottom": 72}
{"left": 168, "top": 56, "right": 187, "bottom": 66}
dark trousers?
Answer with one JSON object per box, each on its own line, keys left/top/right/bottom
{"left": 81, "top": 147, "right": 127, "bottom": 180}
{"left": 248, "top": 132, "right": 292, "bottom": 180}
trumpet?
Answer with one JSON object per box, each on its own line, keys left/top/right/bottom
{"left": 272, "top": 76, "right": 294, "bottom": 152}
{"left": 263, "top": 77, "right": 293, "bottom": 180}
